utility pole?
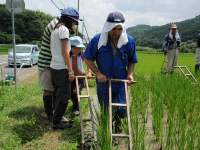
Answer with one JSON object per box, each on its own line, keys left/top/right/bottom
{"left": 76, "top": 0, "right": 89, "bottom": 43}
{"left": 78, "top": 0, "right": 80, "bottom": 11}
{"left": 6, "top": 0, "right": 25, "bottom": 88}
{"left": 76, "top": 0, "right": 80, "bottom": 35}
{"left": 81, "top": 18, "right": 84, "bottom": 40}
{"left": 11, "top": 0, "right": 17, "bottom": 88}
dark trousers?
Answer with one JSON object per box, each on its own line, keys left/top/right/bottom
{"left": 96, "top": 82, "right": 126, "bottom": 119}
{"left": 195, "top": 64, "right": 200, "bottom": 73}
{"left": 51, "top": 68, "right": 71, "bottom": 124}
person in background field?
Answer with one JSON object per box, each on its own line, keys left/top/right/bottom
{"left": 195, "top": 33, "right": 200, "bottom": 73}
{"left": 50, "top": 7, "right": 79, "bottom": 130}
{"left": 83, "top": 11, "right": 137, "bottom": 132}
{"left": 70, "top": 36, "right": 86, "bottom": 116}
{"left": 163, "top": 23, "right": 181, "bottom": 73}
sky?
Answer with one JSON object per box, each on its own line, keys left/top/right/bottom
{"left": 1, "top": 0, "right": 200, "bottom": 37}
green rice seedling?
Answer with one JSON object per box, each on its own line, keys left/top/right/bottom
{"left": 149, "top": 73, "right": 200, "bottom": 150}
{"left": 130, "top": 76, "right": 147, "bottom": 150}
{"left": 95, "top": 105, "right": 112, "bottom": 150}
{"left": 88, "top": 78, "right": 96, "bottom": 87}
{"left": 149, "top": 74, "right": 166, "bottom": 146}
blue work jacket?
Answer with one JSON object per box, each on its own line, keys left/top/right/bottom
{"left": 84, "top": 34, "right": 137, "bottom": 107}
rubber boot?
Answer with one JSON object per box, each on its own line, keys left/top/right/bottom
{"left": 43, "top": 95, "right": 54, "bottom": 121}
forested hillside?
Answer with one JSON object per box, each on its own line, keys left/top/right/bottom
{"left": 127, "top": 15, "right": 200, "bottom": 49}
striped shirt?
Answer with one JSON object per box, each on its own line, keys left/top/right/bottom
{"left": 38, "top": 18, "right": 59, "bottom": 71}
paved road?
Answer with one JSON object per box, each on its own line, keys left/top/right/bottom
{"left": 0, "top": 54, "right": 7, "bottom": 63}
{"left": 0, "top": 54, "right": 38, "bottom": 82}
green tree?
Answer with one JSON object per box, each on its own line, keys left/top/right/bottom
{"left": 0, "top": 4, "right": 52, "bottom": 44}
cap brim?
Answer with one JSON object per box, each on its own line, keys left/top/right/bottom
{"left": 171, "top": 26, "right": 177, "bottom": 29}
{"left": 72, "top": 44, "right": 85, "bottom": 48}
{"left": 74, "top": 20, "right": 79, "bottom": 25}
{"left": 76, "top": 44, "right": 85, "bottom": 48}
{"left": 67, "top": 16, "right": 79, "bottom": 25}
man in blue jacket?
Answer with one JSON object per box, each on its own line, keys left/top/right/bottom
{"left": 84, "top": 11, "right": 137, "bottom": 130}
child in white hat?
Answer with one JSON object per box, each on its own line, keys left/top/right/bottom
{"left": 70, "top": 36, "right": 85, "bottom": 115}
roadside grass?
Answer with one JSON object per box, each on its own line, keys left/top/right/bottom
{"left": 0, "top": 44, "right": 11, "bottom": 54}
{"left": 0, "top": 82, "right": 43, "bottom": 149}
{"left": 0, "top": 79, "right": 82, "bottom": 150}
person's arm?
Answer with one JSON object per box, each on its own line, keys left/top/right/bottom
{"left": 71, "top": 48, "right": 79, "bottom": 75}
{"left": 83, "top": 35, "right": 107, "bottom": 82}
{"left": 165, "top": 34, "right": 170, "bottom": 50}
{"left": 86, "top": 66, "right": 95, "bottom": 78}
{"left": 176, "top": 35, "right": 181, "bottom": 49}
{"left": 61, "top": 39, "right": 74, "bottom": 81}
{"left": 127, "top": 63, "right": 135, "bottom": 85}
{"left": 162, "top": 35, "right": 169, "bottom": 55}
{"left": 127, "top": 37, "right": 137, "bottom": 85}
{"left": 72, "top": 55, "right": 85, "bottom": 76}
{"left": 84, "top": 59, "right": 107, "bottom": 82}
{"left": 72, "top": 55, "right": 79, "bottom": 75}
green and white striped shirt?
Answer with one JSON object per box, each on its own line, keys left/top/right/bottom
{"left": 38, "top": 18, "right": 59, "bottom": 71}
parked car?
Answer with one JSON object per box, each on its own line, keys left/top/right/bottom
{"left": 8, "top": 44, "right": 40, "bottom": 67}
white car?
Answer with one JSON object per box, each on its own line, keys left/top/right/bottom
{"left": 8, "top": 44, "right": 40, "bottom": 67}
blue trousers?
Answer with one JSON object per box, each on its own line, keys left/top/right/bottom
{"left": 96, "top": 81, "right": 126, "bottom": 118}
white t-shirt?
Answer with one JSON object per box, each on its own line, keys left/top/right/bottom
{"left": 50, "top": 25, "right": 70, "bottom": 69}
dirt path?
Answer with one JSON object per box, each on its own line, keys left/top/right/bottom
{"left": 17, "top": 66, "right": 38, "bottom": 83}
{"left": 0, "top": 64, "right": 38, "bottom": 83}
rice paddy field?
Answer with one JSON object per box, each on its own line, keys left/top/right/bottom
{"left": 130, "top": 51, "right": 200, "bottom": 150}
{"left": 136, "top": 51, "right": 195, "bottom": 75}
{"left": 0, "top": 51, "right": 199, "bottom": 150}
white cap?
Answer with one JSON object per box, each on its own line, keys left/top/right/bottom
{"left": 170, "top": 23, "right": 177, "bottom": 29}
